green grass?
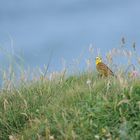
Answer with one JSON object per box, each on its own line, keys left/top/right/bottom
{"left": 0, "top": 72, "right": 140, "bottom": 140}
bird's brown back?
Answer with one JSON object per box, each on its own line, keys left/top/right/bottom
{"left": 96, "top": 62, "right": 114, "bottom": 77}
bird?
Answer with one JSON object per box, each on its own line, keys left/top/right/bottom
{"left": 95, "top": 56, "right": 115, "bottom": 77}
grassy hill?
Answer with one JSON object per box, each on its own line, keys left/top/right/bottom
{"left": 0, "top": 71, "right": 140, "bottom": 140}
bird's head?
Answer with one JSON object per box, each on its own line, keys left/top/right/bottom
{"left": 95, "top": 57, "right": 102, "bottom": 65}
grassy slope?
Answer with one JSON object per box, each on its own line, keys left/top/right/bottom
{"left": 0, "top": 72, "right": 140, "bottom": 140}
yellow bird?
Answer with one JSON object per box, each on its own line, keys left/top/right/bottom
{"left": 95, "top": 57, "right": 114, "bottom": 77}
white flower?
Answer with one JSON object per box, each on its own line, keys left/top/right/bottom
{"left": 9, "top": 135, "right": 15, "bottom": 140}
{"left": 94, "top": 135, "right": 100, "bottom": 139}
{"left": 86, "top": 79, "right": 91, "bottom": 85}
{"left": 49, "top": 135, "right": 54, "bottom": 140}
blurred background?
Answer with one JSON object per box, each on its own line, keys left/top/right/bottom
{"left": 0, "top": 0, "right": 140, "bottom": 72}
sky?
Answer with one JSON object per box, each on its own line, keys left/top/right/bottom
{"left": 0, "top": 0, "right": 140, "bottom": 72}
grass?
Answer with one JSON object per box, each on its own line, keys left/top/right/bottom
{"left": 0, "top": 39, "right": 140, "bottom": 140}
{"left": 0, "top": 71, "right": 140, "bottom": 140}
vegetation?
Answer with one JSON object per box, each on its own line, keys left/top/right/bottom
{"left": 0, "top": 39, "right": 140, "bottom": 140}
{"left": 0, "top": 71, "right": 140, "bottom": 140}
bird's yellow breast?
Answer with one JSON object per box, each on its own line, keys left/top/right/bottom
{"left": 96, "top": 59, "right": 102, "bottom": 65}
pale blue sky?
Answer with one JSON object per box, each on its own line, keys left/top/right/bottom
{"left": 0, "top": 0, "right": 140, "bottom": 71}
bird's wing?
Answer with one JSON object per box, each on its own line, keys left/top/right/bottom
{"left": 97, "top": 62, "right": 114, "bottom": 76}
